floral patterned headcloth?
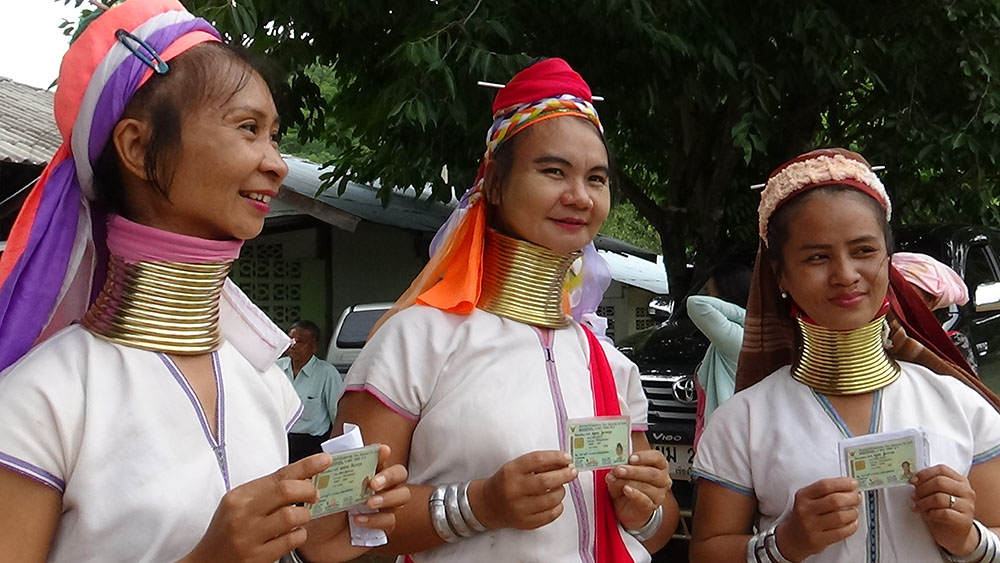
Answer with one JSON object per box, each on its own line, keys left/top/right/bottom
{"left": 758, "top": 148, "right": 891, "bottom": 244}
{"left": 0, "top": 0, "right": 220, "bottom": 371}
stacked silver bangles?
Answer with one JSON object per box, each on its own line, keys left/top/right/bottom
{"left": 624, "top": 505, "right": 664, "bottom": 542}
{"left": 429, "top": 482, "right": 488, "bottom": 543}
{"left": 746, "top": 524, "right": 793, "bottom": 563}
{"left": 943, "top": 520, "right": 1000, "bottom": 563}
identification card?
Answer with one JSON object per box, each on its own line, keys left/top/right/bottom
{"left": 309, "top": 443, "right": 381, "bottom": 519}
{"left": 567, "top": 416, "right": 631, "bottom": 471}
{"left": 839, "top": 429, "right": 929, "bottom": 491}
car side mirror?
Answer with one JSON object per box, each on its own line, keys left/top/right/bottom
{"left": 648, "top": 296, "right": 674, "bottom": 321}
{"left": 974, "top": 281, "right": 1000, "bottom": 313}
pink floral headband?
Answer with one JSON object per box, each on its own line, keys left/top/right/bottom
{"left": 758, "top": 151, "right": 891, "bottom": 244}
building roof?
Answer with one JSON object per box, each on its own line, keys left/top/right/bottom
{"left": 598, "top": 250, "right": 668, "bottom": 294}
{"left": 0, "top": 77, "right": 59, "bottom": 166}
{"left": 277, "top": 156, "right": 668, "bottom": 294}
{"left": 278, "top": 156, "right": 454, "bottom": 233}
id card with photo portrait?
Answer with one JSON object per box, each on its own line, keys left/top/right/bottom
{"left": 309, "top": 443, "right": 381, "bottom": 519}
{"left": 567, "top": 416, "right": 631, "bottom": 471}
{"left": 839, "top": 429, "right": 929, "bottom": 491}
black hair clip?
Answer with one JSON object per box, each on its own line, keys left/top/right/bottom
{"left": 115, "top": 29, "right": 169, "bottom": 75}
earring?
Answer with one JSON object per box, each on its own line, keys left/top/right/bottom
{"left": 780, "top": 290, "right": 788, "bottom": 299}
{"left": 881, "top": 318, "right": 894, "bottom": 350}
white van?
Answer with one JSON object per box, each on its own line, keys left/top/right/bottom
{"left": 325, "top": 302, "right": 393, "bottom": 373}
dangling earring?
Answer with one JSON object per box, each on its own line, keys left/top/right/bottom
{"left": 881, "top": 318, "right": 894, "bottom": 350}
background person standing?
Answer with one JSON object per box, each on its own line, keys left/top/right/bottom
{"left": 687, "top": 261, "right": 751, "bottom": 448}
{"left": 279, "top": 320, "right": 345, "bottom": 462}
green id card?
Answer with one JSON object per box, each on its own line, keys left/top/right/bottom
{"left": 567, "top": 416, "right": 631, "bottom": 471}
{"left": 839, "top": 429, "right": 928, "bottom": 491}
{"left": 309, "top": 443, "right": 381, "bottom": 519}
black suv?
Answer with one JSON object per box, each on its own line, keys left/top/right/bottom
{"left": 895, "top": 225, "right": 1000, "bottom": 388}
{"left": 624, "top": 225, "right": 1000, "bottom": 540}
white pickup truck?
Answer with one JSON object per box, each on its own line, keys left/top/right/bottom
{"left": 325, "top": 302, "right": 393, "bottom": 373}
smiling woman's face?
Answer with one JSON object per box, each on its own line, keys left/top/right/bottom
{"left": 488, "top": 117, "right": 610, "bottom": 254}
{"left": 109, "top": 44, "right": 288, "bottom": 242}
{"left": 130, "top": 70, "right": 287, "bottom": 240}
{"left": 777, "top": 190, "right": 891, "bottom": 330}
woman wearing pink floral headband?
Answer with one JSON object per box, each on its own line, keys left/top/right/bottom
{"left": 0, "top": 1, "right": 407, "bottom": 561}
{"left": 691, "top": 148, "right": 1000, "bottom": 563}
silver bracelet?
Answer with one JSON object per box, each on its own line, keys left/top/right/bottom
{"left": 458, "top": 481, "right": 488, "bottom": 532}
{"left": 429, "top": 485, "right": 458, "bottom": 543}
{"left": 444, "top": 483, "right": 474, "bottom": 538}
{"left": 625, "top": 505, "right": 663, "bottom": 542}
{"left": 944, "top": 520, "right": 1000, "bottom": 563}
{"left": 746, "top": 524, "right": 793, "bottom": 563}
{"left": 281, "top": 549, "right": 309, "bottom": 563}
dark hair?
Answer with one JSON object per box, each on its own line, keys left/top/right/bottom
{"left": 766, "top": 185, "right": 894, "bottom": 274}
{"left": 290, "top": 320, "right": 322, "bottom": 344}
{"left": 92, "top": 42, "right": 282, "bottom": 217}
{"left": 710, "top": 261, "right": 752, "bottom": 308}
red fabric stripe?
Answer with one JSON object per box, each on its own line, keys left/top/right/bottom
{"left": 490, "top": 58, "right": 592, "bottom": 114}
{"left": 583, "top": 326, "right": 634, "bottom": 563}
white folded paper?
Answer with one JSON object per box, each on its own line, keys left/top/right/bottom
{"left": 321, "top": 424, "right": 388, "bottom": 547}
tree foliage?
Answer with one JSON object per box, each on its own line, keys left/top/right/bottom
{"left": 184, "top": 0, "right": 1000, "bottom": 297}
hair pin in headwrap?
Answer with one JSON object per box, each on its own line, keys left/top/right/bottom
{"left": 115, "top": 28, "right": 170, "bottom": 75}
{"left": 749, "top": 165, "right": 885, "bottom": 190}
{"left": 756, "top": 150, "right": 891, "bottom": 243}
{"left": 477, "top": 80, "right": 605, "bottom": 101}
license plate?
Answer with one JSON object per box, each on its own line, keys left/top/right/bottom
{"left": 652, "top": 443, "right": 695, "bottom": 481}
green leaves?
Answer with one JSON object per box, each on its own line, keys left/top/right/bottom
{"left": 188, "top": 0, "right": 1000, "bottom": 297}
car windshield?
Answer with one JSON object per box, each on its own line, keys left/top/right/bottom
{"left": 336, "top": 309, "right": 388, "bottom": 348}
{"left": 895, "top": 228, "right": 949, "bottom": 263}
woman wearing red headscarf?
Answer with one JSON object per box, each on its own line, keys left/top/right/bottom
{"left": 690, "top": 149, "right": 1000, "bottom": 563}
{"left": 336, "top": 58, "right": 679, "bottom": 562}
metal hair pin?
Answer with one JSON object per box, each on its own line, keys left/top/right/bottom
{"left": 115, "top": 29, "right": 169, "bottom": 75}
{"left": 476, "top": 80, "right": 605, "bottom": 102}
{"left": 750, "top": 165, "right": 886, "bottom": 190}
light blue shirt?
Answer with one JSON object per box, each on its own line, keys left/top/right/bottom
{"left": 277, "top": 355, "right": 345, "bottom": 437}
{"left": 687, "top": 295, "right": 746, "bottom": 426}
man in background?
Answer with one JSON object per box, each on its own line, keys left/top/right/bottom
{"left": 277, "top": 320, "right": 345, "bottom": 462}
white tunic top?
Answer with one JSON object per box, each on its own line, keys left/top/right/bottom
{"left": 0, "top": 326, "right": 302, "bottom": 563}
{"left": 345, "top": 305, "right": 651, "bottom": 563}
{"left": 694, "top": 362, "right": 1000, "bottom": 563}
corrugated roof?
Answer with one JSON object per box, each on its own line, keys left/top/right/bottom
{"left": 279, "top": 156, "right": 669, "bottom": 292}
{"left": 0, "top": 77, "right": 60, "bottom": 166}
{"left": 281, "top": 156, "right": 453, "bottom": 233}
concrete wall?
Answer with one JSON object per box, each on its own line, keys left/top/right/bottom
{"left": 237, "top": 214, "right": 657, "bottom": 349}
{"left": 599, "top": 280, "right": 657, "bottom": 342}
{"left": 232, "top": 226, "right": 327, "bottom": 336}
{"left": 327, "top": 221, "right": 427, "bottom": 329}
